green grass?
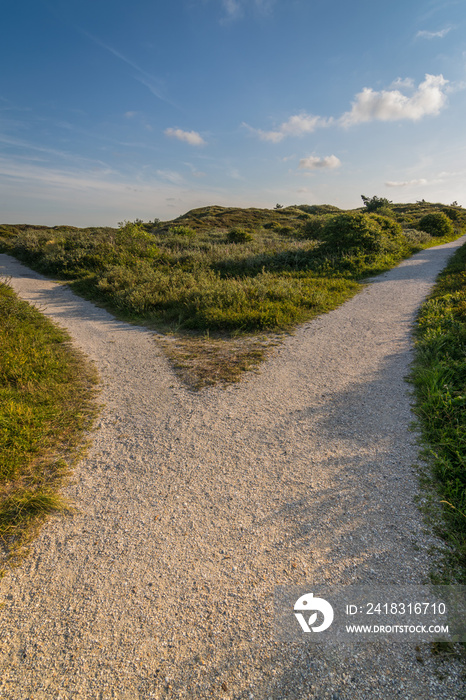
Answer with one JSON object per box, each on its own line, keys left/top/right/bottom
{"left": 0, "top": 282, "right": 98, "bottom": 568}
{"left": 0, "top": 201, "right": 464, "bottom": 388}
{"left": 410, "top": 242, "right": 466, "bottom": 583}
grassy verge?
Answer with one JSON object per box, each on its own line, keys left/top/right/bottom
{"left": 0, "top": 281, "right": 98, "bottom": 569}
{"left": 410, "top": 242, "right": 466, "bottom": 583}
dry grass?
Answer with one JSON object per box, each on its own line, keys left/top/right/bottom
{"left": 158, "top": 332, "right": 283, "bottom": 390}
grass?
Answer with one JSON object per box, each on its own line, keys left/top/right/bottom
{"left": 409, "top": 241, "right": 466, "bottom": 583}
{"left": 0, "top": 201, "right": 464, "bottom": 388}
{"left": 0, "top": 281, "right": 98, "bottom": 568}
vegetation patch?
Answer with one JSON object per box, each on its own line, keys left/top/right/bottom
{"left": 409, "top": 242, "right": 466, "bottom": 583}
{"left": 0, "top": 201, "right": 464, "bottom": 389}
{"left": 0, "top": 282, "right": 98, "bottom": 568}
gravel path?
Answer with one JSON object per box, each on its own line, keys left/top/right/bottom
{"left": 1, "top": 239, "right": 465, "bottom": 700}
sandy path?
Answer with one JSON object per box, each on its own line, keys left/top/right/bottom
{"left": 0, "top": 239, "right": 465, "bottom": 699}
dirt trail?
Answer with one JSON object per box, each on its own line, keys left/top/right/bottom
{"left": 1, "top": 239, "right": 465, "bottom": 699}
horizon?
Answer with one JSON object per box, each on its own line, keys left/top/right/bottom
{"left": 1, "top": 0, "right": 465, "bottom": 227}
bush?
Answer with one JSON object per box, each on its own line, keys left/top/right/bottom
{"left": 442, "top": 207, "right": 462, "bottom": 222}
{"left": 418, "top": 212, "right": 454, "bottom": 238}
{"left": 302, "top": 215, "right": 330, "bottom": 239}
{"left": 402, "top": 229, "right": 432, "bottom": 245}
{"left": 320, "top": 212, "right": 386, "bottom": 253}
{"left": 227, "top": 228, "right": 253, "bottom": 243}
{"left": 368, "top": 214, "right": 403, "bottom": 237}
{"left": 168, "top": 225, "right": 196, "bottom": 237}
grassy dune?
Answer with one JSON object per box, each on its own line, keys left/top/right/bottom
{"left": 1, "top": 200, "right": 464, "bottom": 388}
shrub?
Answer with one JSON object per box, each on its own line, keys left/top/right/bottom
{"left": 368, "top": 214, "right": 403, "bottom": 237}
{"left": 442, "top": 207, "right": 460, "bottom": 221}
{"left": 227, "top": 228, "right": 253, "bottom": 243}
{"left": 302, "top": 215, "right": 329, "bottom": 239}
{"left": 168, "top": 225, "right": 196, "bottom": 237}
{"left": 402, "top": 229, "right": 432, "bottom": 245}
{"left": 418, "top": 212, "right": 454, "bottom": 238}
{"left": 320, "top": 212, "right": 386, "bottom": 253}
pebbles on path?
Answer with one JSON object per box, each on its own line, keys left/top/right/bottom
{"left": 1, "top": 239, "right": 465, "bottom": 699}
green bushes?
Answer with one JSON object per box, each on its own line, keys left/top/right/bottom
{"left": 418, "top": 212, "right": 454, "bottom": 238}
{"left": 320, "top": 212, "right": 401, "bottom": 255}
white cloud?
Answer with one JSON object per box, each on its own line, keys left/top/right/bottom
{"left": 299, "top": 155, "right": 341, "bottom": 170}
{"left": 164, "top": 127, "right": 206, "bottom": 146}
{"left": 244, "top": 113, "right": 329, "bottom": 142}
{"left": 416, "top": 27, "right": 451, "bottom": 39}
{"left": 341, "top": 74, "right": 448, "bottom": 126}
{"left": 385, "top": 178, "right": 428, "bottom": 187}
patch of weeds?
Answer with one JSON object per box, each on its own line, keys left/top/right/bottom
{"left": 0, "top": 281, "right": 99, "bottom": 568}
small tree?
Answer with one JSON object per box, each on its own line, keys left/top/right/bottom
{"left": 361, "top": 195, "right": 392, "bottom": 213}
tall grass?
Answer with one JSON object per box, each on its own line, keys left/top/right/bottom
{"left": 410, "top": 242, "right": 466, "bottom": 582}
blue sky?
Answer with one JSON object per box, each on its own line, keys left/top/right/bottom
{"left": 1, "top": 0, "right": 465, "bottom": 226}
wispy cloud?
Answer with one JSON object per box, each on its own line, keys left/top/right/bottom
{"left": 81, "top": 30, "right": 173, "bottom": 106}
{"left": 244, "top": 113, "right": 330, "bottom": 143}
{"left": 299, "top": 155, "right": 341, "bottom": 170}
{"left": 0, "top": 134, "right": 113, "bottom": 170}
{"left": 416, "top": 27, "right": 452, "bottom": 39}
{"left": 164, "top": 127, "right": 206, "bottom": 146}
{"left": 184, "top": 162, "right": 206, "bottom": 177}
{"left": 156, "top": 169, "right": 185, "bottom": 185}
{"left": 340, "top": 74, "right": 448, "bottom": 126}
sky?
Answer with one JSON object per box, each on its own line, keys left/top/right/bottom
{"left": 1, "top": 0, "right": 466, "bottom": 226}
